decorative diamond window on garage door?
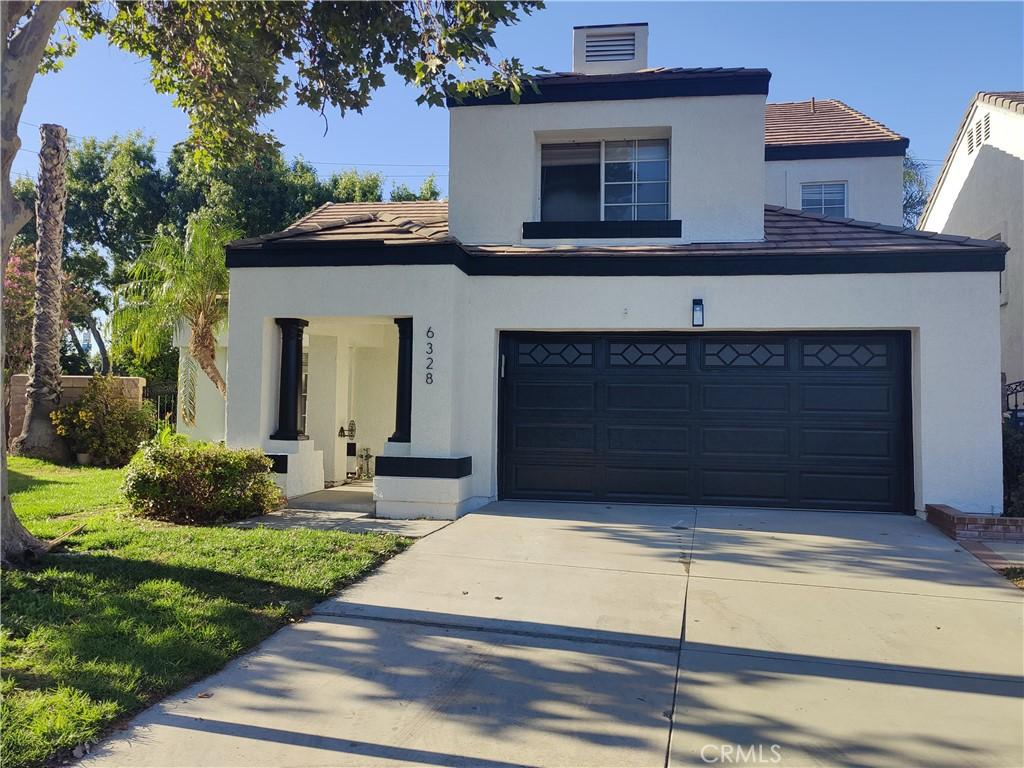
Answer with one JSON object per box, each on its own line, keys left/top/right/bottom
{"left": 499, "top": 332, "right": 911, "bottom": 513}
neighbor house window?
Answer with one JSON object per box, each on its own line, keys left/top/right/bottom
{"left": 801, "top": 182, "right": 847, "bottom": 217}
{"left": 541, "top": 139, "right": 670, "bottom": 222}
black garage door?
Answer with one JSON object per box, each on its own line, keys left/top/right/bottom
{"left": 499, "top": 332, "right": 912, "bottom": 512}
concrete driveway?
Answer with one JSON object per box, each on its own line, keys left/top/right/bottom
{"left": 84, "top": 503, "right": 1024, "bottom": 768}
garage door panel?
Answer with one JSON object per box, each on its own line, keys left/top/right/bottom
{"left": 512, "top": 463, "right": 595, "bottom": 498}
{"left": 606, "top": 383, "right": 690, "bottom": 411}
{"left": 798, "top": 471, "right": 895, "bottom": 507}
{"left": 700, "top": 468, "right": 790, "bottom": 504}
{"left": 608, "top": 425, "right": 689, "bottom": 454}
{"left": 700, "top": 426, "right": 790, "bottom": 457}
{"left": 701, "top": 383, "right": 790, "bottom": 412}
{"left": 604, "top": 466, "right": 690, "bottom": 499}
{"left": 513, "top": 424, "right": 595, "bottom": 452}
{"left": 800, "top": 428, "right": 894, "bottom": 460}
{"left": 501, "top": 332, "right": 910, "bottom": 512}
{"left": 800, "top": 340, "right": 892, "bottom": 370}
{"left": 800, "top": 383, "right": 894, "bottom": 415}
{"left": 513, "top": 381, "right": 595, "bottom": 410}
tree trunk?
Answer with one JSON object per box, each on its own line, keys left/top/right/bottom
{"left": 86, "top": 315, "right": 110, "bottom": 374}
{"left": 11, "top": 124, "right": 71, "bottom": 463}
{"left": 67, "top": 324, "right": 94, "bottom": 373}
{"left": 2, "top": 2, "right": 75, "bottom": 566}
{"left": 189, "top": 323, "right": 227, "bottom": 397}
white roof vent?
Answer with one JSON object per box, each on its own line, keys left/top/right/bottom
{"left": 572, "top": 23, "right": 649, "bottom": 75}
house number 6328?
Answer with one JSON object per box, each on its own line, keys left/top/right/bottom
{"left": 425, "top": 326, "right": 435, "bottom": 384}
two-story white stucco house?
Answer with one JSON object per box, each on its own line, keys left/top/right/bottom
{"left": 208, "top": 23, "right": 1006, "bottom": 519}
{"left": 919, "top": 92, "right": 1024, "bottom": 402}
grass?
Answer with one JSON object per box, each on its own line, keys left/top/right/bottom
{"left": 1, "top": 457, "right": 409, "bottom": 768}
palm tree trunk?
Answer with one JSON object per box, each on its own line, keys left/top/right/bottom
{"left": 11, "top": 124, "right": 70, "bottom": 463}
{"left": 189, "top": 324, "right": 227, "bottom": 397}
{"left": 3, "top": 3, "right": 76, "bottom": 566}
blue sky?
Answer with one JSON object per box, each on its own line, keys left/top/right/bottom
{"left": 13, "top": 1, "right": 1024, "bottom": 197}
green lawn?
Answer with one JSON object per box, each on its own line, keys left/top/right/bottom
{"left": 1, "top": 457, "right": 408, "bottom": 768}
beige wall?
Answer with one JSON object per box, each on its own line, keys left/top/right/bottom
{"left": 765, "top": 155, "right": 904, "bottom": 225}
{"left": 449, "top": 94, "right": 766, "bottom": 246}
{"left": 7, "top": 374, "right": 145, "bottom": 444}
{"left": 176, "top": 345, "right": 227, "bottom": 443}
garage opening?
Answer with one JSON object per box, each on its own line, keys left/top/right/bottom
{"left": 498, "top": 332, "right": 912, "bottom": 513}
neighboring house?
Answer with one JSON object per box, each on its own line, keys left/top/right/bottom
{"left": 919, "top": 92, "right": 1024, "bottom": 398}
{"left": 215, "top": 23, "right": 1006, "bottom": 517}
{"left": 764, "top": 98, "right": 907, "bottom": 225}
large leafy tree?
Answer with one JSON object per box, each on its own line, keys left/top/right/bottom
{"left": 2, "top": 0, "right": 542, "bottom": 565}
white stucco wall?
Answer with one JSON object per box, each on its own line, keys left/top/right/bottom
{"left": 226, "top": 264, "right": 1003, "bottom": 516}
{"left": 175, "top": 343, "right": 227, "bottom": 443}
{"left": 921, "top": 104, "right": 1024, "bottom": 384}
{"left": 765, "top": 155, "right": 904, "bottom": 225}
{"left": 448, "top": 94, "right": 766, "bottom": 245}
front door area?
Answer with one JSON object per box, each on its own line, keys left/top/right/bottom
{"left": 499, "top": 331, "right": 912, "bottom": 512}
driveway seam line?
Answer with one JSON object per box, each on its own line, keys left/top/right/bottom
{"left": 679, "top": 646, "right": 1024, "bottom": 685}
{"left": 686, "top": 573, "right": 1022, "bottom": 603}
{"left": 402, "top": 551, "right": 686, "bottom": 578}
{"left": 664, "top": 506, "right": 699, "bottom": 768}
{"left": 307, "top": 610, "right": 681, "bottom": 652}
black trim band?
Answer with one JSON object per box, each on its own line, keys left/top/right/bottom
{"left": 765, "top": 139, "right": 908, "bottom": 161}
{"left": 523, "top": 220, "right": 682, "bottom": 240}
{"left": 266, "top": 454, "right": 288, "bottom": 473}
{"left": 448, "top": 71, "right": 771, "bottom": 107}
{"left": 228, "top": 243, "right": 1005, "bottom": 275}
{"left": 375, "top": 456, "right": 472, "bottom": 479}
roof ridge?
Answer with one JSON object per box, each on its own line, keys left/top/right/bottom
{"left": 828, "top": 99, "right": 904, "bottom": 141}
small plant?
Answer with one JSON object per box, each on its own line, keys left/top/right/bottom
{"left": 149, "top": 419, "right": 190, "bottom": 449}
{"left": 123, "top": 442, "right": 282, "bottom": 524}
{"left": 51, "top": 375, "right": 157, "bottom": 467}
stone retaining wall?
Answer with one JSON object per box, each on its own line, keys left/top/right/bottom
{"left": 6, "top": 374, "right": 146, "bottom": 443}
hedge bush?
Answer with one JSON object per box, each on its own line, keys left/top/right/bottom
{"left": 123, "top": 442, "right": 282, "bottom": 524}
{"left": 51, "top": 375, "right": 156, "bottom": 467}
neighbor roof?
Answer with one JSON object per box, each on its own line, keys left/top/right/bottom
{"left": 226, "top": 201, "right": 1005, "bottom": 276}
{"left": 765, "top": 99, "right": 908, "bottom": 160}
{"left": 229, "top": 201, "right": 451, "bottom": 248}
{"left": 976, "top": 91, "right": 1024, "bottom": 114}
{"left": 919, "top": 91, "right": 1024, "bottom": 226}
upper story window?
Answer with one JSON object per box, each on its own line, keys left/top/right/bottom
{"left": 801, "top": 182, "right": 847, "bottom": 217}
{"left": 541, "top": 139, "right": 670, "bottom": 222}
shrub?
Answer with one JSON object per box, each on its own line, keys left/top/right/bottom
{"left": 1003, "top": 421, "right": 1024, "bottom": 517}
{"left": 51, "top": 375, "right": 156, "bottom": 467}
{"left": 123, "top": 442, "right": 282, "bottom": 524}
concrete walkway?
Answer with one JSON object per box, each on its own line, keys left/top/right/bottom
{"left": 83, "top": 503, "right": 1024, "bottom": 767}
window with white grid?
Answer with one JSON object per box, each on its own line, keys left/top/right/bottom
{"left": 540, "top": 138, "right": 670, "bottom": 222}
{"left": 801, "top": 182, "right": 847, "bottom": 217}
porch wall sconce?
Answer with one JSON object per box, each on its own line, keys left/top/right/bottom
{"left": 692, "top": 298, "right": 705, "bottom": 328}
{"left": 338, "top": 419, "right": 357, "bottom": 439}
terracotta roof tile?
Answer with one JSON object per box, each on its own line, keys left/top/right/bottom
{"left": 765, "top": 98, "right": 905, "bottom": 147}
{"left": 979, "top": 91, "right": 1024, "bottom": 114}
{"left": 228, "top": 201, "right": 1005, "bottom": 259}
